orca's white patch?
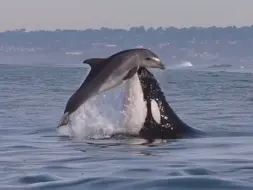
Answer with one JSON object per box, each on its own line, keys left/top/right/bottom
{"left": 150, "top": 99, "right": 161, "bottom": 124}
{"left": 121, "top": 73, "right": 147, "bottom": 135}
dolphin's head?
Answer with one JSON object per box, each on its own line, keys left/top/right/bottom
{"left": 139, "top": 49, "right": 165, "bottom": 70}
{"left": 144, "top": 56, "right": 165, "bottom": 69}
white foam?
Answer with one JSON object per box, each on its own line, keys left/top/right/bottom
{"left": 57, "top": 73, "right": 159, "bottom": 139}
{"left": 65, "top": 51, "right": 83, "bottom": 55}
{"left": 179, "top": 61, "right": 193, "bottom": 68}
{"left": 57, "top": 96, "right": 116, "bottom": 140}
{"left": 168, "top": 61, "right": 194, "bottom": 70}
{"left": 57, "top": 124, "right": 75, "bottom": 137}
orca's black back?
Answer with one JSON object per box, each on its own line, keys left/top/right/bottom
{"left": 137, "top": 67, "right": 200, "bottom": 141}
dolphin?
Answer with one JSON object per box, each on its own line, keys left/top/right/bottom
{"left": 58, "top": 48, "right": 165, "bottom": 128}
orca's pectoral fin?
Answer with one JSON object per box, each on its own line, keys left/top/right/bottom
{"left": 123, "top": 66, "right": 139, "bottom": 80}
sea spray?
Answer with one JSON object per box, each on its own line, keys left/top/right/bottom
{"left": 58, "top": 96, "right": 116, "bottom": 139}
{"left": 57, "top": 85, "right": 127, "bottom": 139}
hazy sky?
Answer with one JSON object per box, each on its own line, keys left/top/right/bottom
{"left": 0, "top": 0, "right": 252, "bottom": 31}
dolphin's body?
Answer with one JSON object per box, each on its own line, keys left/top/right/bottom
{"left": 58, "top": 48, "right": 165, "bottom": 128}
{"left": 121, "top": 67, "right": 203, "bottom": 142}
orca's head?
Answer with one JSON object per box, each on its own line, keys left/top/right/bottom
{"left": 136, "top": 67, "right": 157, "bottom": 101}
{"left": 136, "top": 67, "right": 163, "bottom": 103}
{"left": 137, "top": 67, "right": 157, "bottom": 85}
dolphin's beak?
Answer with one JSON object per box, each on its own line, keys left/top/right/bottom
{"left": 155, "top": 59, "right": 165, "bottom": 70}
{"left": 147, "top": 57, "right": 166, "bottom": 70}
{"left": 57, "top": 112, "right": 69, "bottom": 128}
{"left": 158, "top": 61, "right": 165, "bottom": 70}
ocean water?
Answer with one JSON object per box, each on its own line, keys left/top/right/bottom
{"left": 0, "top": 61, "right": 253, "bottom": 190}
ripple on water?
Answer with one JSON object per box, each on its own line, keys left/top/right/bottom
{"left": 4, "top": 176, "right": 252, "bottom": 190}
{"left": 18, "top": 174, "right": 60, "bottom": 184}
{"left": 183, "top": 167, "right": 217, "bottom": 176}
{"left": 1, "top": 65, "right": 253, "bottom": 190}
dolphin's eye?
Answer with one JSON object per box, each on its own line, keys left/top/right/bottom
{"left": 145, "top": 57, "right": 160, "bottom": 62}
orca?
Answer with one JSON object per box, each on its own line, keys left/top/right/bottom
{"left": 135, "top": 67, "right": 203, "bottom": 142}
{"left": 58, "top": 48, "right": 165, "bottom": 128}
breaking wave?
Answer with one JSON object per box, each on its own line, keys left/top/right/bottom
{"left": 179, "top": 61, "right": 193, "bottom": 68}
{"left": 167, "top": 61, "right": 194, "bottom": 70}
{"left": 208, "top": 64, "right": 232, "bottom": 68}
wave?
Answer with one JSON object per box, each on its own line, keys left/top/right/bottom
{"left": 65, "top": 51, "right": 83, "bottom": 56}
{"left": 168, "top": 61, "right": 194, "bottom": 70}
{"left": 179, "top": 61, "right": 193, "bottom": 68}
{"left": 208, "top": 64, "right": 232, "bottom": 68}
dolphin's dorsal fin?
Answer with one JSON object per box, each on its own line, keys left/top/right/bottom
{"left": 83, "top": 58, "right": 106, "bottom": 68}
{"left": 81, "top": 58, "right": 109, "bottom": 84}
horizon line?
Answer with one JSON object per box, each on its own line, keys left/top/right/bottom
{"left": 1, "top": 24, "right": 253, "bottom": 32}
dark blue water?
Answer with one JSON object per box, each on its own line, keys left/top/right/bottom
{"left": 1, "top": 62, "right": 253, "bottom": 190}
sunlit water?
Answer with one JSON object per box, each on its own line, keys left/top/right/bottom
{"left": 0, "top": 62, "right": 253, "bottom": 190}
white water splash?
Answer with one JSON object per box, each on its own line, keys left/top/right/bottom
{"left": 58, "top": 74, "right": 152, "bottom": 139}
{"left": 57, "top": 96, "right": 118, "bottom": 140}
{"left": 168, "top": 61, "right": 194, "bottom": 70}
{"left": 65, "top": 51, "right": 83, "bottom": 55}
{"left": 179, "top": 61, "right": 193, "bottom": 68}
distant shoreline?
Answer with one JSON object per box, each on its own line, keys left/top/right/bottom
{"left": 0, "top": 25, "right": 252, "bottom": 58}
{"left": 1, "top": 25, "right": 253, "bottom": 33}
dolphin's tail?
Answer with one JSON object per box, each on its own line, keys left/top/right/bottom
{"left": 58, "top": 112, "right": 70, "bottom": 128}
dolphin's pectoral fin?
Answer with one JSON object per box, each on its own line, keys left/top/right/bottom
{"left": 123, "top": 67, "right": 139, "bottom": 80}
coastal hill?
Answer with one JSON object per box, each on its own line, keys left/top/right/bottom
{"left": 0, "top": 26, "right": 253, "bottom": 65}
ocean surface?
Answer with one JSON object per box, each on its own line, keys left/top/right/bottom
{"left": 1, "top": 60, "right": 253, "bottom": 190}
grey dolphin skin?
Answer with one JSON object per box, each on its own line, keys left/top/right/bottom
{"left": 136, "top": 67, "right": 203, "bottom": 143}
{"left": 58, "top": 48, "right": 165, "bottom": 128}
